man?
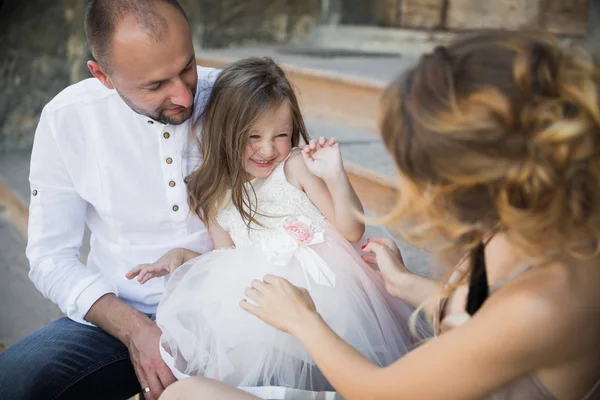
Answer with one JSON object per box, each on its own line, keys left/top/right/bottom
{"left": 0, "top": 1, "right": 218, "bottom": 399}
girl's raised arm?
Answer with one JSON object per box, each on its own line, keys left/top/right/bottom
{"left": 285, "top": 138, "right": 365, "bottom": 243}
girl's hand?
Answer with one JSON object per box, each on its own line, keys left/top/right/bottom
{"left": 125, "top": 248, "right": 185, "bottom": 284}
{"left": 240, "top": 275, "right": 319, "bottom": 335}
{"left": 302, "top": 137, "right": 344, "bottom": 182}
{"left": 362, "top": 238, "right": 412, "bottom": 298}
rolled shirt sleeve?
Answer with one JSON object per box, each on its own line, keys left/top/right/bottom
{"left": 26, "top": 107, "right": 117, "bottom": 325}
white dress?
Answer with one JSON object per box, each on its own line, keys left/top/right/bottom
{"left": 156, "top": 159, "right": 424, "bottom": 399}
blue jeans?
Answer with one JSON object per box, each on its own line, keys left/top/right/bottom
{"left": 0, "top": 317, "right": 141, "bottom": 400}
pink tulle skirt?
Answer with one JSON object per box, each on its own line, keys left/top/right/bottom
{"left": 156, "top": 224, "right": 426, "bottom": 398}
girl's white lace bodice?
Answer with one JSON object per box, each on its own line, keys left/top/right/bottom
{"left": 215, "top": 160, "right": 326, "bottom": 247}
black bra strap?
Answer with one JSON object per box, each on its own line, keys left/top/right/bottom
{"left": 466, "top": 242, "right": 489, "bottom": 315}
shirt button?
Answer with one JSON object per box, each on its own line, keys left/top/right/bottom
{"left": 32, "top": 189, "right": 38, "bottom": 196}
{"left": 166, "top": 157, "right": 173, "bottom": 164}
{"left": 169, "top": 181, "right": 176, "bottom": 187}
{"left": 172, "top": 205, "right": 179, "bottom": 212}
{"left": 147, "top": 120, "right": 154, "bottom": 125}
{"left": 163, "top": 132, "right": 170, "bottom": 139}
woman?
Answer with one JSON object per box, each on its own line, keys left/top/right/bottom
{"left": 161, "top": 32, "right": 600, "bottom": 400}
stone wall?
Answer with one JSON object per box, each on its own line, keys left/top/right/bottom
{"left": 356, "top": 0, "right": 589, "bottom": 35}
{"left": 0, "top": 0, "right": 89, "bottom": 152}
{"left": 180, "top": 0, "right": 320, "bottom": 48}
{"left": 0, "top": 0, "right": 320, "bottom": 152}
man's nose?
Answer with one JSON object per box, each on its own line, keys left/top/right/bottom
{"left": 170, "top": 78, "right": 193, "bottom": 108}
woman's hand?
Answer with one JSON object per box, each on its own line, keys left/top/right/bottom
{"left": 302, "top": 137, "right": 344, "bottom": 182}
{"left": 362, "top": 237, "right": 412, "bottom": 298}
{"left": 240, "top": 275, "right": 320, "bottom": 335}
{"left": 125, "top": 248, "right": 186, "bottom": 284}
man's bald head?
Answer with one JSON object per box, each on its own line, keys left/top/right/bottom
{"left": 85, "top": 0, "right": 189, "bottom": 73}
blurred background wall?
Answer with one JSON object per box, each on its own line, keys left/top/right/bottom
{"left": 0, "top": 0, "right": 594, "bottom": 152}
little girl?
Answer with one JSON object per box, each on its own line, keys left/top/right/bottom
{"left": 126, "top": 57, "right": 422, "bottom": 398}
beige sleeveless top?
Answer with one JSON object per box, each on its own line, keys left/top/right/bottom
{"left": 434, "top": 261, "right": 600, "bottom": 400}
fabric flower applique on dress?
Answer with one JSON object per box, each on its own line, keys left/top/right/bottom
{"left": 260, "top": 216, "right": 335, "bottom": 288}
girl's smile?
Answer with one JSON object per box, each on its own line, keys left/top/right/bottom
{"left": 244, "top": 101, "right": 293, "bottom": 179}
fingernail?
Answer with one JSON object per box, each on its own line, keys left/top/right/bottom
{"left": 361, "top": 244, "right": 367, "bottom": 250}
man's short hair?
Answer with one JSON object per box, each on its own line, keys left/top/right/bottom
{"left": 85, "top": 0, "right": 189, "bottom": 73}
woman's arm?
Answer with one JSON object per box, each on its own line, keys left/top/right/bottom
{"left": 285, "top": 138, "right": 365, "bottom": 243}
{"left": 243, "top": 275, "right": 568, "bottom": 400}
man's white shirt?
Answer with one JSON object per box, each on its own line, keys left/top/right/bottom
{"left": 26, "top": 66, "right": 219, "bottom": 324}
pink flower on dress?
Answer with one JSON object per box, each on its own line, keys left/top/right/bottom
{"left": 284, "top": 219, "right": 314, "bottom": 244}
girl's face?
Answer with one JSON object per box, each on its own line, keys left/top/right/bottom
{"left": 244, "top": 101, "right": 293, "bottom": 179}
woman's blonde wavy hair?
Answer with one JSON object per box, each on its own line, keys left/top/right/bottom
{"left": 380, "top": 31, "right": 600, "bottom": 264}
{"left": 187, "top": 57, "right": 310, "bottom": 229}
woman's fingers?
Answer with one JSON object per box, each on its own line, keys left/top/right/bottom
{"left": 244, "top": 287, "right": 262, "bottom": 301}
{"left": 251, "top": 279, "right": 268, "bottom": 292}
{"left": 239, "top": 299, "right": 259, "bottom": 312}
{"left": 362, "top": 241, "right": 386, "bottom": 254}
{"left": 366, "top": 237, "right": 401, "bottom": 255}
{"left": 361, "top": 255, "right": 378, "bottom": 264}
{"left": 367, "top": 236, "right": 395, "bottom": 247}
{"left": 263, "top": 274, "right": 285, "bottom": 285}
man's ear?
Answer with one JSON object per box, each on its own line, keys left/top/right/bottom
{"left": 87, "top": 60, "right": 114, "bottom": 90}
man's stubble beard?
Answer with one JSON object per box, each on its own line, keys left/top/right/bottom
{"left": 116, "top": 88, "right": 196, "bottom": 126}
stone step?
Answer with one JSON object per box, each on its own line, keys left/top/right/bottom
{"left": 196, "top": 45, "right": 416, "bottom": 134}
{"left": 304, "top": 25, "right": 456, "bottom": 57}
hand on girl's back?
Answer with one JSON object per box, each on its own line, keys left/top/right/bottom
{"left": 301, "top": 137, "right": 344, "bottom": 181}
{"left": 125, "top": 248, "right": 185, "bottom": 284}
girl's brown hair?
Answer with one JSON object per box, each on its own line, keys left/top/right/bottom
{"left": 380, "top": 31, "right": 600, "bottom": 262}
{"left": 187, "top": 57, "right": 310, "bottom": 229}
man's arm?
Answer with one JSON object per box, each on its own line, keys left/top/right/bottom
{"left": 27, "top": 106, "right": 176, "bottom": 399}
{"left": 26, "top": 106, "right": 117, "bottom": 324}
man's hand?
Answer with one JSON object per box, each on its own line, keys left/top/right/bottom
{"left": 127, "top": 317, "right": 177, "bottom": 400}
{"left": 85, "top": 294, "right": 177, "bottom": 400}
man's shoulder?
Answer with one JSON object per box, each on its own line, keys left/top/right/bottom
{"left": 192, "top": 65, "right": 221, "bottom": 123}
{"left": 196, "top": 65, "right": 220, "bottom": 83}
{"left": 44, "top": 78, "right": 117, "bottom": 114}
{"left": 194, "top": 65, "right": 220, "bottom": 98}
